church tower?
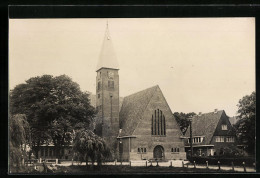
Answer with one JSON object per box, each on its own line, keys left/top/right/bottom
{"left": 95, "top": 22, "right": 120, "bottom": 155}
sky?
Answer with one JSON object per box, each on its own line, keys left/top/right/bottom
{"left": 9, "top": 18, "right": 255, "bottom": 116}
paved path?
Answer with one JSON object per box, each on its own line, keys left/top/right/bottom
{"left": 186, "top": 164, "right": 255, "bottom": 172}
{"left": 55, "top": 160, "right": 256, "bottom": 172}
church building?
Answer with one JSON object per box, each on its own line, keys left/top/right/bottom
{"left": 95, "top": 23, "right": 186, "bottom": 161}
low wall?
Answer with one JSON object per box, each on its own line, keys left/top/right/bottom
{"left": 188, "top": 156, "right": 255, "bottom": 166}
{"left": 129, "top": 151, "right": 186, "bottom": 161}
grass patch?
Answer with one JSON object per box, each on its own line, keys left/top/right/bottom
{"left": 49, "top": 165, "right": 240, "bottom": 174}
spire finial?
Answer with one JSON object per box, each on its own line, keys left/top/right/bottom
{"left": 106, "top": 20, "right": 110, "bottom": 40}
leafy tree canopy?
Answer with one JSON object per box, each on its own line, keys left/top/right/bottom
{"left": 174, "top": 112, "right": 196, "bottom": 134}
{"left": 9, "top": 75, "right": 95, "bottom": 158}
{"left": 73, "top": 130, "right": 110, "bottom": 167}
{"left": 235, "top": 91, "right": 255, "bottom": 155}
{"left": 9, "top": 114, "right": 30, "bottom": 169}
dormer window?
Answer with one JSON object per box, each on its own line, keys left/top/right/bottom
{"left": 221, "top": 124, "right": 227, "bottom": 130}
{"left": 188, "top": 136, "right": 204, "bottom": 143}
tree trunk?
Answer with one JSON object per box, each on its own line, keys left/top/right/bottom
{"left": 85, "top": 155, "right": 89, "bottom": 168}
{"left": 59, "top": 146, "right": 63, "bottom": 159}
{"left": 33, "top": 141, "right": 40, "bottom": 159}
{"left": 55, "top": 145, "right": 62, "bottom": 159}
{"left": 61, "top": 146, "right": 65, "bottom": 159}
{"left": 91, "top": 158, "right": 95, "bottom": 170}
{"left": 33, "top": 147, "right": 38, "bottom": 159}
{"left": 97, "top": 154, "right": 102, "bottom": 170}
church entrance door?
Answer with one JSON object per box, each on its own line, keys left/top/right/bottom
{"left": 153, "top": 145, "right": 164, "bottom": 160}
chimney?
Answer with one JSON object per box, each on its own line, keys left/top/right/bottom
{"left": 214, "top": 109, "right": 218, "bottom": 113}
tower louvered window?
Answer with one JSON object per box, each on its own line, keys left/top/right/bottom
{"left": 98, "top": 82, "right": 101, "bottom": 90}
{"left": 108, "top": 80, "right": 114, "bottom": 89}
{"left": 151, "top": 109, "right": 166, "bottom": 136}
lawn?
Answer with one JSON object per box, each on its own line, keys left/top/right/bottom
{"left": 47, "top": 165, "right": 241, "bottom": 174}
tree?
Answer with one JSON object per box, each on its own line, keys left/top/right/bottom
{"left": 234, "top": 91, "right": 255, "bottom": 155}
{"left": 174, "top": 112, "right": 196, "bottom": 134}
{"left": 9, "top": 75, "right": 95, "bottom": 158}
{"left": 9, "top": 114, "right": 30, "bottom": 172}
{"left": 73, "top": 130, "right": 110, "bottom": 168}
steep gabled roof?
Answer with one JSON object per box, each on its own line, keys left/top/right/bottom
{"left": 185, "top": 110, "right": 224, "bottom": 145}
{"left": 119, "top": 85, "right": 158, "bottom": 136}
{"left": 96, "top": 24, "right": 119, "bottom": 71}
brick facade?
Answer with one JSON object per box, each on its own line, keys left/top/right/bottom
{"left": 96, "top": 68, "right": 120, "bottom": 156}
{"left": 118, "top": 86, "right": 186, "bottom": 161}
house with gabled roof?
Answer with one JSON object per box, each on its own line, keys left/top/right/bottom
{"left": 184, "top": 109, "right": 238, "bottom": 157}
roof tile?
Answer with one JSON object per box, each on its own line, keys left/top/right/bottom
{"left": 119, "top": 85, "right": 158, "bottom": 136}
{"left": 185, "top": 110, "right": 224, "bottom": 145}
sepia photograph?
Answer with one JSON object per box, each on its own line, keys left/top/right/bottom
{"left": 8, "top": 17, "right": 256, "bottom": 174}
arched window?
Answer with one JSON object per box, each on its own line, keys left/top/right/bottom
{"left": 151, "top": 109, "right": 166, "bottom": 136}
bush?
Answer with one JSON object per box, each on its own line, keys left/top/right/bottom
{"left": 9, "top": 165, "right": 37, "bottom": 174}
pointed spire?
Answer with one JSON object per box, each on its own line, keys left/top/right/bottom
{"left": 96, "top": 21, "right": 119, "bottom": 71}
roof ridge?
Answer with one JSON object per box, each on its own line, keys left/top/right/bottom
{"left": 195, "top": 110, "right": 224, "bottom": 116}
{"left": 123, "top": 85, "right": 159, "bottom": 98}
{"left": 185, "top": 110, "right": 225, "bottom": 145}
{"left": 188, "top": 110, "right": 224, "bottom": 120}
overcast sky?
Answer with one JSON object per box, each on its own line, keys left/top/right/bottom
{"left": 9, "top": 18, "right": 255, "bottom": 116}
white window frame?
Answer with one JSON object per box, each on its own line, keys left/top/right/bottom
{"left": 216, "top": 136, "right": 225, "bottom": 142}
{"left": 221, "top": 124, "right": 228, "bottom": 130}
{"left": 138, "top": 147, "right": 147, "bottom": 154}
{"left": 188, "top": 137, "right": 204, "bottom": 143}
{"left": 171, "top": 147, "right": 180, "bottom": 153}
{"left": 226, "top": 136, "right": 235, "bottom": 142}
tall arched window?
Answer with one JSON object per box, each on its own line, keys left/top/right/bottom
{"left": 151, "top": 109, "right": 166, "bottom": 136}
